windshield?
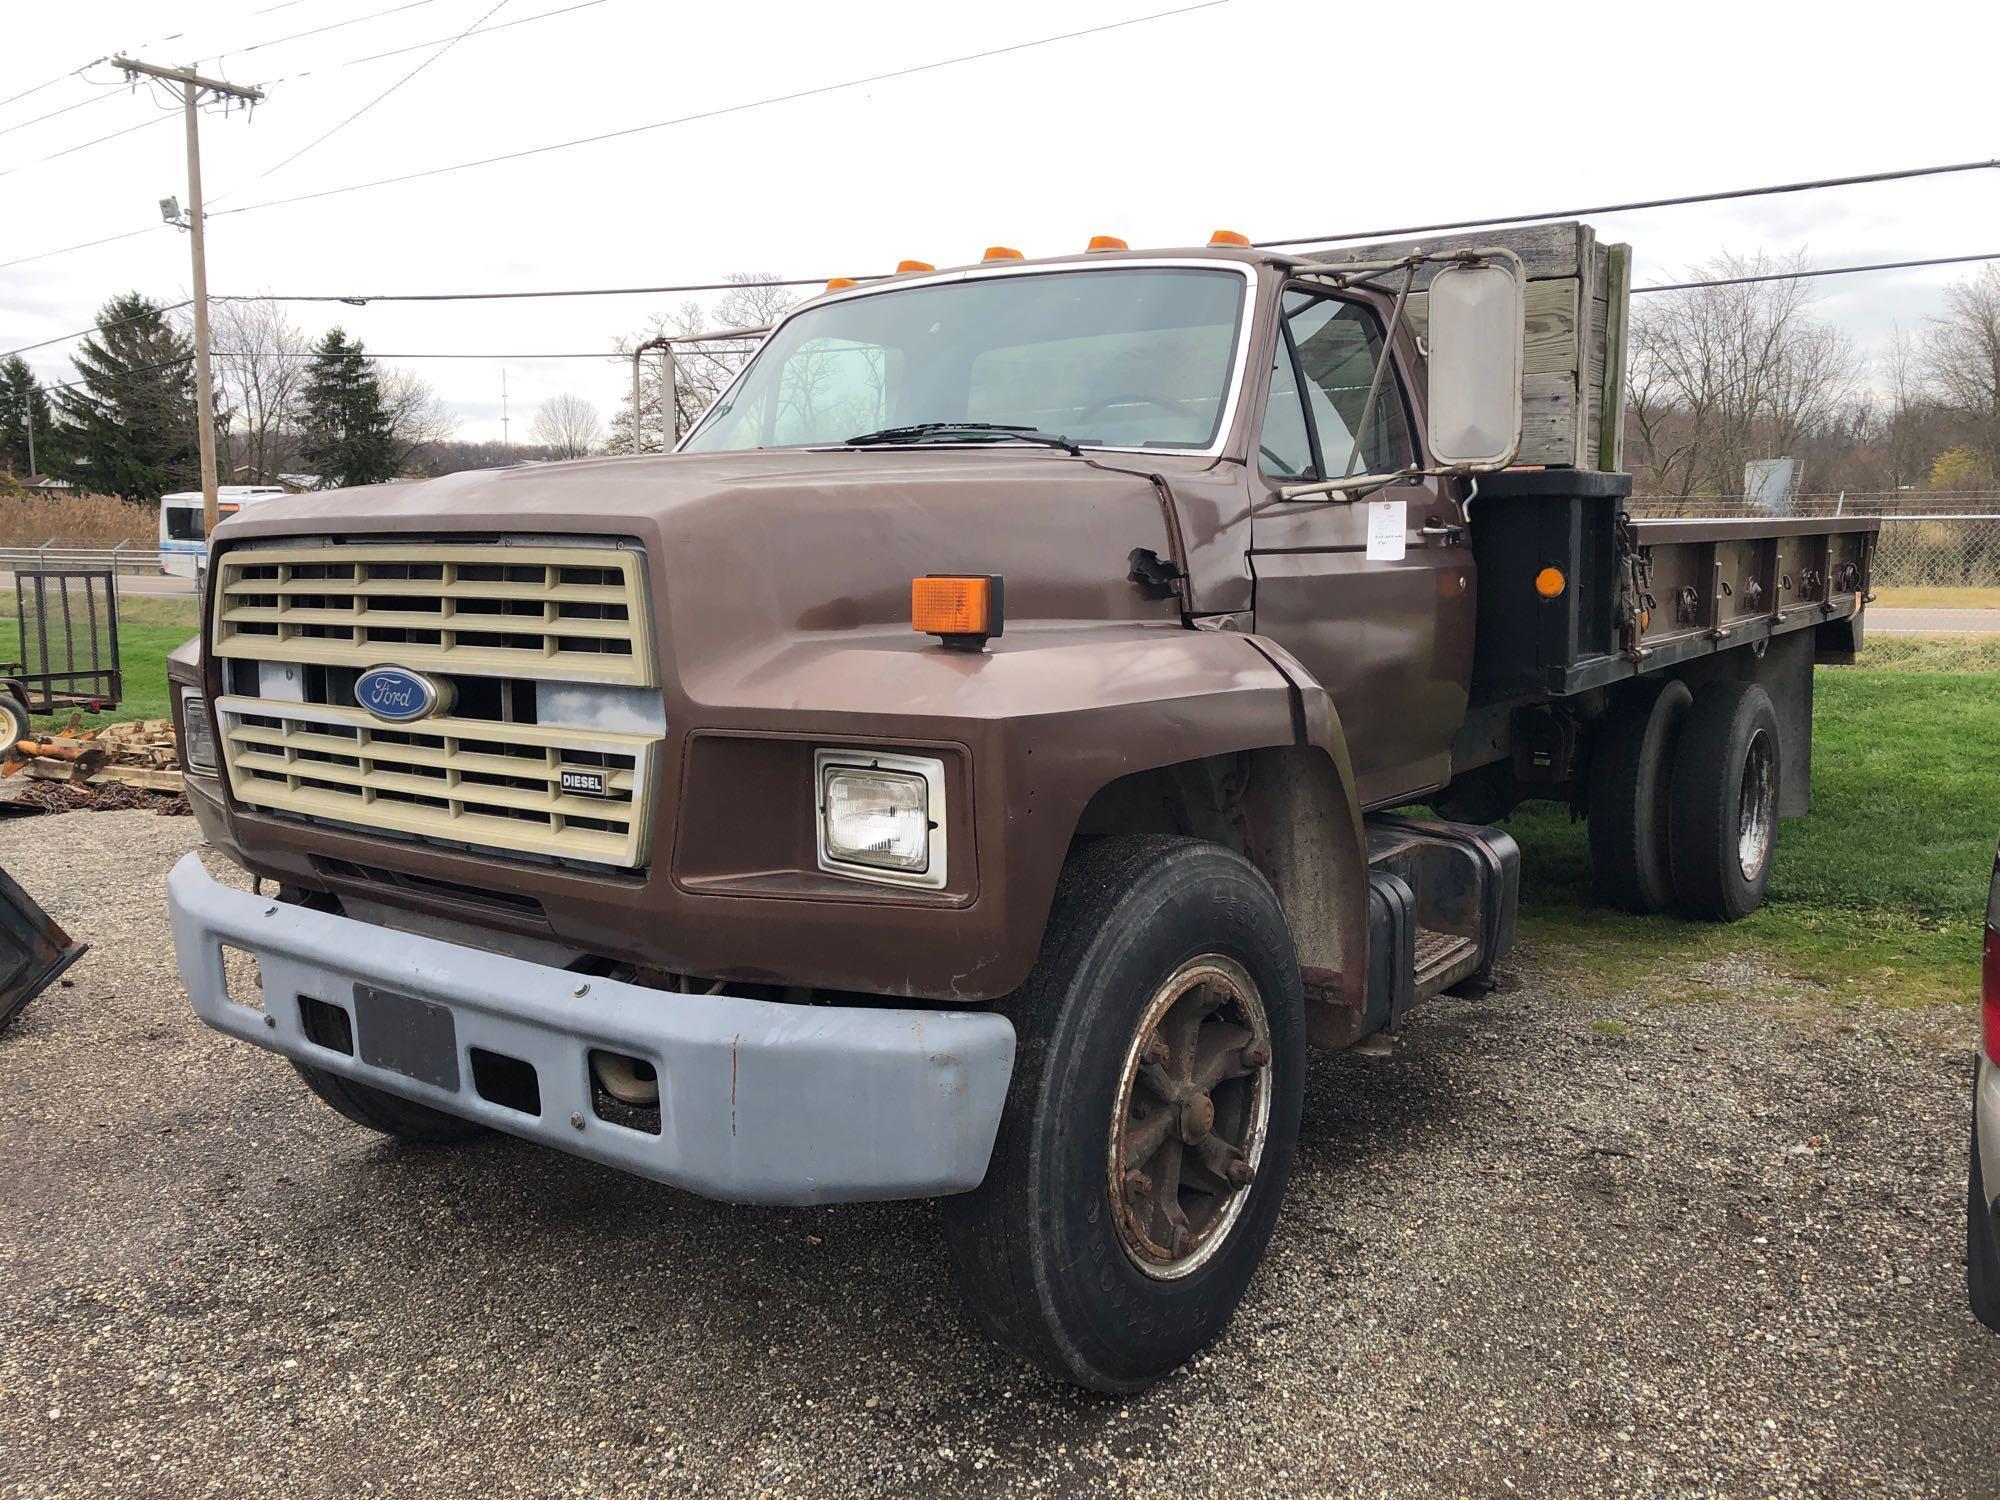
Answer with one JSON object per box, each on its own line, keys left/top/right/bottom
{"left": 681, "top": 266, "right": 1247, "bottom": 454}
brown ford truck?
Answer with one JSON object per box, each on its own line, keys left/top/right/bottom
{"left": 166, "top": 224, "right": 1876, "bottom": 1392}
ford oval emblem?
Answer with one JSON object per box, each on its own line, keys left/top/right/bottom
{"left": 355, "top": 665, "right": 448, "bottom": 723}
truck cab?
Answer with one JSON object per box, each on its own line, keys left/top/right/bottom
{"left": 166, "top": 228, "right": 1873, "bottom": 1393}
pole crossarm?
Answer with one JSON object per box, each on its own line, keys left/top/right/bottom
{"left": 110, "top": 57, "right": 264, "bottom": 103}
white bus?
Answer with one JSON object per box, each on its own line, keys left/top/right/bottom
{"left": 158, "top": 486, "right": 291, "bottom": 578}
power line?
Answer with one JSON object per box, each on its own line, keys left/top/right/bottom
{"left": 2, "top": 1, "right": 600, "bottom": 185}
{"left": 0, "top": 111, "right": 176, "bottom": 180}
{"left": 0, "top": 57, "right": 109, "bottom": 113}
{"left": 1634, "top": 251, "right": 2000, "bottom": 293}
{"left": 0, "top": 225, "right": 159, "bottom": 273}
{"left": 0, "top": 83, "right": 119, "bottom": 139}
{"left": 208, "top": 0, "right": 1230, "bottom": 219}
{"left": 1252, "top": 158, "right": 2000, "bottom": 251}
{"left": 338, "top": 0, "right": 605, "bottom": 69}
{"left": 13, "top": 246, "right": 2000, "bottom": 367}
{"left": 216, "top": 0, "right": 447, "bottom": 63}
{"left": 2, "top": 301, "right": 195, "bottom": 360}
{"left": 0, "top": 2, "right": 1221, "bottom": 271}
{"left": 230, "top": 0, "right": 511, "bottom": 187}
{"left": 260, "top": 275, "right": 836, "bottom": 303}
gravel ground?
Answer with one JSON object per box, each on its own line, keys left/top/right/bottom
{"left": 3, "top": 811, "right": 1998, "bottom": 1497}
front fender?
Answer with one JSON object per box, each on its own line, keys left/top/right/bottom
{"left": 681, "top": 621, "right": 1366, "bottom": 1002}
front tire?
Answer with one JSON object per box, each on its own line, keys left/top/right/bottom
{"left": 292, "top": 1061, "right": 490, "bottom": 1145}
{"left": 941, "top": 835, "right": 1305, "bottom": 1392}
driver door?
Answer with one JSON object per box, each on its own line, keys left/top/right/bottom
{"left": 1248, "top": 287, "right": 1476, "bottom": 808}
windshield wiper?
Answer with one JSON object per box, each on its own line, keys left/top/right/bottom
{"left": 843, "top": 421, "right": 1082, "bottom": 456}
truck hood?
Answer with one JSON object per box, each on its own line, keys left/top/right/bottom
{"left": 217, "top": 448, "right": 1186, "bottom": 651}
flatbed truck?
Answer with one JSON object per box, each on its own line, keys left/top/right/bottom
{"left": 166, "top": 223, "right": 1875, "bottom": 1390}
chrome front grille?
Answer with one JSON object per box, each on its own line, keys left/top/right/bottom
{"left": 213, "top": 544, "right": 652, "bottom": 686}
{"left": 212, "top": 541, "right": 661, "bottom": 869}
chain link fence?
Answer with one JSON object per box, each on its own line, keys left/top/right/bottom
{"left": 1630, "top": 494, "right": 2000, "bottom": 593}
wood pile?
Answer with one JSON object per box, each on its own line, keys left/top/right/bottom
{"left": 2, "top": 717, "right": 187, "bottom": 799}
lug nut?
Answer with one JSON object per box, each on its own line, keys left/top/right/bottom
{"left": 1240, "top": 1039, "right": 1272, "bottom": 1069}
{"left": 1123, "top": 1168, "right": 1152, "bottom": 1196}
{"left": 1224, "top": 1157, "right": 1256, "bottom": 1188}
{"left": 1142, "top": 1035, "right": 1169, "bottom": 1067}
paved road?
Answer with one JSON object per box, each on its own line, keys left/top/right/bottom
{"left": 3, "top": 813, "right": 1997, "bottom": 1497}
{"left": 1870, "top": 607, "right": 2000, "bottom": 634}
{"left": 0, "top": 570, "right": 193, "bottom": 596}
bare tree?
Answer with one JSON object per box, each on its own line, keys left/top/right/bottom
{"left": 193, "top": 298, "right": 313, "bottom": 483}
{"left": 531, "top": 393, "right": 603, "bottom": 458}
{"left": 606, "top": 275, "right": 799, "bottom": 454}
{"left": 1626, "top": 250, "right": 1860, "bottom": 500}
{"left": 379, "top": 367, "right": 457, "bottom": 472}
{"left": 1921, "top": 264, "right": 2000, "bottom": 472}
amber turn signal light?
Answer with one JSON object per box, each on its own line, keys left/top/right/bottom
{"left": 983, "top": 246, "right": 1024, "bottom": 262}
{"left": 1534, "top": 565, "right": 1567, "bottom": 599}
{"left": 1209, "top": 229, "right": 1251, "bottom": 247}
{"left": 1087, "top": 234, "right": 1128, "bottom": 252}
{"left": 896, "top": 259, "right": 934, "bottom": 274}
{"left": 913, "top": 575, "right": 1005, "bottom": 651}
{"left": 825, "top": 276, "right": 858, "bottom": 291}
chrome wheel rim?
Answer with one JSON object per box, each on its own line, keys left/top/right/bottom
{"left": 1737, "top": 729, "right": 1776, "bottom": 880}
{"left": 1107, "top": 955, "right": 1272, "bottom": 1280}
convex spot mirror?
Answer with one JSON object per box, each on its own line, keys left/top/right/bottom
{"left": 1425, "top": 254, "right": 1525, "bottom": 470}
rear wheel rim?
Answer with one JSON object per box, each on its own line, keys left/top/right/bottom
{"left": 1107, "top": 955, "right": 1272, "bottom": 1280}
{"left": 1737, "top": 729, "right": 1776, "bottom": 880}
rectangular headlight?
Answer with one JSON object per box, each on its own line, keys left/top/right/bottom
{"left": 179, "top": 687, "right": 218, "bottom": 774}
{"left": 815, "top": 750, "right": 947, "bottom": 888}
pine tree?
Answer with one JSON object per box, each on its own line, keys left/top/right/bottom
{"left": 296, "top": 328, "right": 397, "bottom": 487}
{"left": 0, "top": 356, "right": 55, "bottom": 477}
{"left": 48, "top": 294, "right": 199, "bottom": 501}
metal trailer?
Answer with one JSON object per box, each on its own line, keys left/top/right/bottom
{"left": 1, "top": 570, "right": 123, "bottom": 741}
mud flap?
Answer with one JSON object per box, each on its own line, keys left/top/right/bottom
{"left": 0, "top": 865, "right": 85, "bottom": 1032}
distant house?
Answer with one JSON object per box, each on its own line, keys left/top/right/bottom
{"left": 19, "top": 475, "right": 72, "bottom": 493}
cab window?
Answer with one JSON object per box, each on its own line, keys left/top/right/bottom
{"left": 1258, "top": 290, "right": 1414, "bottom": 482}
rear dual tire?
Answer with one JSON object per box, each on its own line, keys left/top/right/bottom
{"left": 1588, "top": 678, "right": 1780, "bottom": 922}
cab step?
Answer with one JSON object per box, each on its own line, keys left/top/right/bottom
{"left": 1360, "top": 813, "right": 1520, "bottom": 1035}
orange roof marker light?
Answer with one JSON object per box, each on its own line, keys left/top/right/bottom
{"left": 1086, "top": 234, "right": 1129, "bottom": 252}
{"left": 1209, "top": 229, "right": 1251, "bottom": 247}
{"left": 896, "top": 259, "right": 934, "bottom": 274}
{"left": 912, "top": 574, "right": 1005, "bottom": 652}
{"left": 826, "top": 276, "right": 858, "bottom": 291}
{"left": 983, "top": 246, "right": 1024, "bottom": 262}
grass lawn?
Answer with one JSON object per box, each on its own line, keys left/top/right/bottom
{"left": 1870, "top": 585, "right": 2000, "bottom": 610}
{"left": 1, "top": 593, "right": 198, "bottom": 731}
{"left": 1503, "top": 655, "right": 2000, "bottom": 1009}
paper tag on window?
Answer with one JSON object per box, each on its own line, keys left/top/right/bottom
{"left": 1365, "top": 499, "right": 1407, "bottom": 561}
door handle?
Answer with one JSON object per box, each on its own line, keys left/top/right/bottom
{"left": 1418, "top": 523, "right": 1465, "bottom": 547}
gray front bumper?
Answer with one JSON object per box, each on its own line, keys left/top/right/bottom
{"left": 167, "top": 854, "right": 1015, "bottom": 1205}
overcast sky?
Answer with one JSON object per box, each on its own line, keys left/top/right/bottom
{"left": 5, "top": 0, "right": 1999, "bottom": 443}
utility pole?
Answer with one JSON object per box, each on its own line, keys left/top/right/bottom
{"left": 112, "top": 58, "right": 263, "bottom": 539}
{"left": 23, "top": 389, "right": 34, "bottom": 477}
{"left": 501, "top": 369, "right": 511, "bottom": 448}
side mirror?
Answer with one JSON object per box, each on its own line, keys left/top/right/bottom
{"left": 1425, "top": 253, "right": 1525, "bottom": 470}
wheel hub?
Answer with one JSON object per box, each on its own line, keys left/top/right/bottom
{"left": 1108, "top": 956, "right": 1272, "bottom": 1280}
{"left": 1737, "top": 728, "right": 1776, "bottom": 880}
